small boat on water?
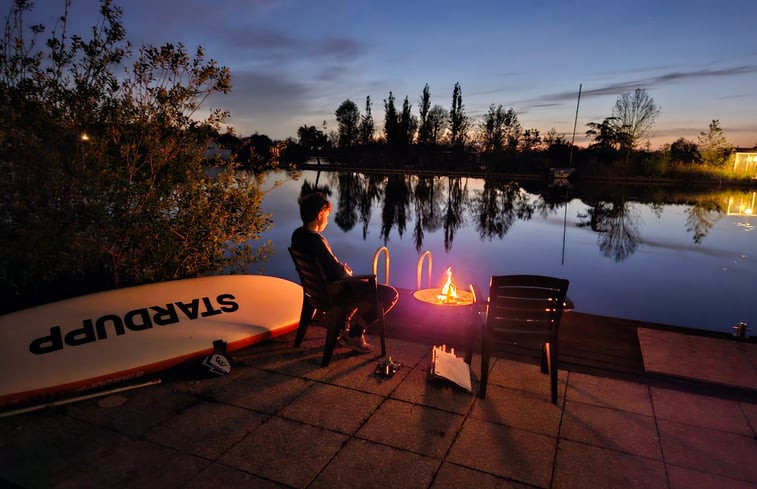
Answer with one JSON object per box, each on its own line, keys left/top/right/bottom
{"left": 550, "top": 167, "right": 575, "bottom": 180}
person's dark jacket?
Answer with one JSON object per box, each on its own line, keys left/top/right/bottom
{"left": 291, "top": 227, "right": 350, "bottom": 281}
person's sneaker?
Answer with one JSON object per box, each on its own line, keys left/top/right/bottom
{"left": 342, "top": 334, "right": 372, "bottom": 353}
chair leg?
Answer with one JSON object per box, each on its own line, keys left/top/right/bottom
{"left": 378, "top": 307, "right": 386, "bottom": 358}
{"left": 464, "top": 309, "right": 481, "bottom": 365}
{"left": 540, "top": 343, "right": 549, "bottom": 374}
{"left": 294, "top": 300, "right": 315, "bottom": 347}
{"left": 545, "top": 342, "right": 557, "bottom": 405}
{"left": 321, "top": 317, "right": 341, "bottom": 367}
{"left": 479, "top": 334, "right": 490, "bottom": 399}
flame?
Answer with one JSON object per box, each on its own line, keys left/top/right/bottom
{"left": 437, "top": 267, "right": 459, "bottom": 303}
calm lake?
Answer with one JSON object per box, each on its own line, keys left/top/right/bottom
{"left": 249, "top": 169, "right": 756, "bottom": 335}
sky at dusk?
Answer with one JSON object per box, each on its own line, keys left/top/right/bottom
{"left": 20, "top": 0, "right": 757, "bottom": 148}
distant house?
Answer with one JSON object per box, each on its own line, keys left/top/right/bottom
{"left": 203, "top": 141, "right": 232, "bottom": 161}
{"left": 732, "top": 147, "right": 757, "bottom": 176}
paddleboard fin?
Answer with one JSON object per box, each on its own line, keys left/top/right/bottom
{"left": 201, "top": 340, "right": 231, "bottom": 375}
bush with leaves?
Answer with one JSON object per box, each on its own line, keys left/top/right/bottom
{"left": 0, "top": 0, "right": 272, "bottom": 312}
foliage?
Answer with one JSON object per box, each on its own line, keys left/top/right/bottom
{"left": 335, "top": 99, "right": 360, "bottom": 148}
{"left": 417, "top": 84, "right": 432, "bottom": 145}
{"left": 697, "top": 119, "right": 732, "bottom": 167}
{"left": 427, "top": 105, "right": 449, "bottom": 146}
{"left": 383, "top": 91, "right": 400, "bottom": 146}
{"left": 586, "top": 117, "right": 623, "bottom": 150}
{"left": 359, "top": 96, "right": 374, "bottom": 145}
{"left": 480, "top": 104, "right": 506, "bottom": 153}
{"left": 0, "top": 0, "right": 272, "bottom": 312}
{"left": 398, "top": 95, "right": 417, "bottom": 146}
{"left": 449, "top": 82, "right": 470, "bottom": 149}
{"left": 297, "top": 125, "right": 328, "bottom": 156}
{"left": 669, "top": 138, "right": 701, "bottom": 164}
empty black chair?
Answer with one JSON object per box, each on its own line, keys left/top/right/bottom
{"left": 289, "top": 247, "right": 386, "bottom": 366}
{"left": 480, "top": 275, "right": 569, "bottom": 404}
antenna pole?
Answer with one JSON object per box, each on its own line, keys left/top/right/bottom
{"left": 568, "top": 83, "right": 582, "bottom": 167}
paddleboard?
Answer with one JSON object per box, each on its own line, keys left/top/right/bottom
{"left": 0, "top": 275, "right": 303, "bottom": 408}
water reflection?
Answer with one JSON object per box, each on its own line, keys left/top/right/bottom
{"left": 274, "top": 171, "right": 755, "bottom": 332}
{"left": 474, "top": 179, "right": 530, "bottom": 241}
{"left": 299, "top": 170, "right": 753, "bottom": 263}
{"left": 577, "top": 200, "right": 641, "bottom": 262}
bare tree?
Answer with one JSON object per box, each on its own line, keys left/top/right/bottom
{"left": 609, "top": 88, "right": 660, "bottom": 149}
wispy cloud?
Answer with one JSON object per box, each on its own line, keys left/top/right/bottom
{"left": 529, "top": 65, "right": 757, "bottom": 106}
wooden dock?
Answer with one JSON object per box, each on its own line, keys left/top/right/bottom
{"left": 384, "top": 288, "right": 756, "bottom": 398}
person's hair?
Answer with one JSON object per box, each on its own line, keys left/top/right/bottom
{"left": 298, "top": 191, "right": 331, "bottom": 223}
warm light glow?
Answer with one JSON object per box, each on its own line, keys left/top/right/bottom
{"left": 80, "top": 132, "right": 90, "bottom": 141}
{"left": 437, "top": 267, "right": 459, "bottom": 303}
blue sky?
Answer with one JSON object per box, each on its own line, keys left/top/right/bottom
{"left": 22, "top": 0, "right": 757, "bottom": 147}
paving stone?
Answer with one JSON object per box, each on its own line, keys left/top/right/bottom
{"left": 183, "top": 463, "right": 289, "bottom": 489}
{"left": 356, "top": 398, "right": 464, "bottom": 457}
{"left": 382, "top": 338, "right": 434, "bottom": 369}
{"left": 565, "top": 371, "right": 653, "bottom": 415}
{"left": 553, "top": 439, "right": 667, "bottom": 489}
{"left": 278, "top": 382, "right": 383, "bottom": 434}
{"left": 318, "top": 351, "right": 413, "bottom": 396}
{"left": 651, "top": 386, "right": 753, "bottom": 436}
{"left": 638, "top": 329, "right": 757, "bottom": 390}
{"left": 2, "top": 320, "right": 756, "bottom": 489}
{"left": 390, "top": 365, "right": 476, "bottom": 415}
{"left": 484, "top": 357, "right": 566, "bottom": 401}
{"left": 667, "top": 464, "right": 757, "bottom": 489}
{"left": 308, "top": 438, "right": 439, "bottom": 489}
{"left": 211, "top": 367, "right": 312, "bottom": 413}
{"left": 219, "top": 416, "right": 347, "bottom": 488}
{"left": 56, "top": 438, "right": 209, "bottom": 489}
{"left": 560, "top": 400, "right": 661, "bottom": 459}
{"left": 446, "top": 417, "right": 556, "bottom": 487}
{"left": 658, "top": 419, "right": 757, "bottom": 483}
{"left": 740, "top": 401, "right": 757, "bottom": 435}
{"left": 430, "top": 462, "right": 533, "bottom": 489}
{"left": 64, "top": 381, "right": 200, "bottom": 437}
{"left": 143, "top": 401, "right": 269, "bottom": 460}
{"left": 0, "top": 412, "right": 126, "bottom": 488}
{"left": 470, "top": 383, "right": 561, "bottom": 436}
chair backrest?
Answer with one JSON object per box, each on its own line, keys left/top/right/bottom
{"left": 289, "top": 247, "right": 334, "bottom": 310}
{"left": 486, "top": 274, "right": 569, "bottom": 345}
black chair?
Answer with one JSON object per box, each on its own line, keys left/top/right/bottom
{"left": 289, "top": 247, "right": 386, "bottom": 366}
{"left": 480, "top": 275, "right": 569, "bottom": 404}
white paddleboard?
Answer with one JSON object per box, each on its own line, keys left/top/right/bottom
{"left": 0, "top": 275, "right": 303, "bottom": 408}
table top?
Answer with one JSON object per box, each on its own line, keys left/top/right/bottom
{"left": 412, "top": 288, "right": 475, "bottom": 307}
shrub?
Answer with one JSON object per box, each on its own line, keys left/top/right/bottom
{"left": 0, "top": 1, "right": 272, "bottom": 312}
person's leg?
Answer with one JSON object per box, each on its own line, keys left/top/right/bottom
{"left": 355, "top": 284, "right": 398, "bottom": 330}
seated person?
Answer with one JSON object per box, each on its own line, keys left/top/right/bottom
{"left": 292, "top": 191, "right": 398, "bottom": 353}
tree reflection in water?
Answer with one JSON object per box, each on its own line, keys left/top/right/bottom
{"left": 443, "top": 177, "right": 467, "bottom": 251}
{"left": 297, "top": 171, "right": 741, "bottom": 263}
{"left": 474, "top": 178, "right": 532, "bottom": 240}
{"left": 685, "top": 199, "right": 723, "bottom": 244}
{"left": 333, "top": 172, "right": 360, "bottom": 231}
{"left": 381, "top": 174, "right": 411, "bottom": 243}
{"left": 412, "top": 176, "right": 443, "bottom": 251}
